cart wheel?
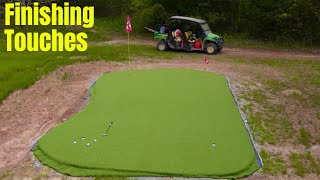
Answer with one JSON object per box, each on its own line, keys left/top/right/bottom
{"left": 157, "top": 40, "right": 168, "bottom": 51}
{"left": 206, "top": 43, "right": 218, "bottom": 55}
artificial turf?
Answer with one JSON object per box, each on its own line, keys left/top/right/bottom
{"left": 34, "top": 69, "right": 260, "bottom": 178}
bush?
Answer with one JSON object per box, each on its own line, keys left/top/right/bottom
{"left": 133, "top": 3, "right": 168, "bottom": 32}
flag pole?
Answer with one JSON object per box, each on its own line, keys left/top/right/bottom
{"left": 126, "top": 15, "right": 132, "bottom": 65}
{"left": 128, "top": 32, "right": 130, "bottom": 64}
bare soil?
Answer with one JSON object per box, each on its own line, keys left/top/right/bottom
{"left": 0, "top": 55, "right": 319, "bottom": 178}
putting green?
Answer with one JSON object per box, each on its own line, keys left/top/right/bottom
{"left": 34, "top": 69, "right": 260, "bottom": 178}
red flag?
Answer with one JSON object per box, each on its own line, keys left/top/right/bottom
{"left": 204, "top": 57, "right": 209, "bottom": 64}
{"left": 126, "top": 15, "right": 132, "bottom": 33}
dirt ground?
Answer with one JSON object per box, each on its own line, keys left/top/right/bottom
{"left": 0, "top": 55, "right": 319, "bottom": 179}
{"left": 95, "top": 38, "right": 320, "bottom": 60}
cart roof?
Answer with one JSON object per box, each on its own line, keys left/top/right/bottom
{"left": 170, "top": 16, "right": 206, "bottom": 24}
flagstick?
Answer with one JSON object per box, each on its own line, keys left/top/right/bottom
{"left": 102, "top": 121, "right": 113, "bottom": 136}
{"left": 128, "top": 32, "right": 130, "bottom": 65}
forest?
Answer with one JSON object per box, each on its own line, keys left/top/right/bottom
{"left": 1, "top": 0, "right": 320, "bottom": 46}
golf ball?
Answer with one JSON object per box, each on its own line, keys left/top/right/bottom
{"left": 87, "top": 143, "right": 90, "bottom": 146}
{"left": 81, "top": 137, "right": 86, "bottom": 140}
{"left": 73, "top": 141, "right": 77, "bottom": 144}
{"left": 94, "top": 139, "right": 97, "bottom": 142}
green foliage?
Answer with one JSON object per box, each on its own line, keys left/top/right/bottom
{"left": 260, "top": 149, "right": 287, "bottom": 175}
{"left": 131, "top": 2, "right": 167, "bottom": 32}
{"left": 128, "top": 0, "right": 320, "bottom": 46}
{"left": 1, "top": 0, "right": 319, "bottom": 46}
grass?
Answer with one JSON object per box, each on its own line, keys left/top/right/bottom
{"left": 0, "top": 51, "right": 83, "bottom": 103}
{"left": 260, "top": 149, "right": 287, "bottom": 175}
{"left": 223, "top": 33, "right": 320, "bottom": 53}
{"left": 0, "top": 171, "right": 13, "bottom": 179}
{"left": 299, "top": 128, "right": 312, "bottom": 147}
{"left": 219, "top": 54, "right": 320, "bottom": 143}
{"left": 61, "top": 72, "right": 72, "bottom": 81}
{"left": 247, "top": 112, "right": 276, "bottom": 145}
{"left": 0, "top": 44, "right": 177, "bottom": 103}
{"left": 290, "top": 153, "right": 307, "bottom": 177}
{"left": 34, "top": 69, "right": 259, "bottom": 178}
{"left": 290, "top": 152, "right": 320, "bottom": 177}
{"left": 226, "top": 55, "right": 319, "bottom": 177}
{"left": 239, "top": 86, "right": 294, "bottom": 145}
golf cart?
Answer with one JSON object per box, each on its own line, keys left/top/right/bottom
{"left": 147, "top": 16, "right": 224, "bottom": 55}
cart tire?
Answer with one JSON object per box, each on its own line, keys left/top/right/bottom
{"left": 205, "top": 43, "right": 218, "bottom": 55}
{"left": 157, "top": 40, "right": 168, "bottom": 51}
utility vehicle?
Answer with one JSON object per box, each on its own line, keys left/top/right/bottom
{"left": 147, "top": 16, "right": 224, "bottom": 55}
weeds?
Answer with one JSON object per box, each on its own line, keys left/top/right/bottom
{"left": 240, "top": 86, "right": 294, "bottom": 145}
{"left": 264, "top": 79, "right": 288, "bottom": 93}
{"left": 61, "top": 72, "right": 72, "bottom": 81}
{"left": 250, "top": 89, "right": 267, "bottom": 104}
{"left": 290, "top": 92, "right": 304, "bottom": 102}
{"left": 248, "top": 112, "right": 276, "bottom": 145}
{"left": 299, "top": 128, "right": 312, "bottom": 147}
{"left": 290, "top": 153, "right": 307, "bottom": 177}
{"left": 260, "top": 149, "right": 287, "bottom": 175}
{"left": 289, "top": 152, "right": 320, "bottom": 176}
{"left": 0, "top": 171, "right": 13, "bottom": 179}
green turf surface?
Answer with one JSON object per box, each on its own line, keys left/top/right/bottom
{"left": 34, "top": 69, "right": 259, "bottom": 178}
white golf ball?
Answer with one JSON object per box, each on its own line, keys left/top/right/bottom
{"left": 87, "top": 143, "right": 90, "bottom": 146}
{"left": 73, "top": 141, "right": 77, "bottom": 144}
{"left": 94, "top": 139, "right": 97, "bottom": 142}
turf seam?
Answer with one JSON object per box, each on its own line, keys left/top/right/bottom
{"left": 225, "top": 77, "right": 264, "bottom": 168}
